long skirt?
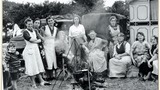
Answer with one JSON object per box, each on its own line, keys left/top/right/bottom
{"left": 152, "top": 60, "right": 158, "bottom": 75}
{"left": 88, "top": 49, "right": 107, "bottom": 73}
{"left": 43, "top": 38, "right": 57, "bottom": 70}
{"left": 22, "top": 44, "right": 45, "bottom": 76}
{"left": 109, "top": 56, "right": 131, "bottom": 77}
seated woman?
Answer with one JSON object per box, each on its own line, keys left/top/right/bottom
{"left": 131, "top": 32, "right": 151, "bottom": 80}
{"left": 109, "top": 33, "right": 131, "bottom": 78}
{"left": 147, "top": 36, "right": 158, "bottom": 80}
{"left": 82, "top": 30, "right": 108, "bottom": 73}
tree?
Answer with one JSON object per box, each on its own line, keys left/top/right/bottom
{"left": 91, "top": 0, "right": 106, "bottom": 13}
{"left": 3, "top": 0, "right": 106, "bottom": 28}
{"left": 72, "top": 0, "right": 105, "bottom": 15}
{"left": 3, "top": 0, "right": 19, "bottom": 26}
{"left": 106, "top": 1, "right": 129, "bottom": 17}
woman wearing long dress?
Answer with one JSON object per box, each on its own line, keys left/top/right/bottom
{"left": 42, "top": 16, "right": 58, "bottom": 80}
{"left": 109, "top": 33, "right": 131, "bottom": 78}
{"left": 131, "top": 32, "right": 151, "bottom": 79}
{"left": 82, "top": 30, "right": 108, "bottom": 73}
{"left": 22, "top": 18, "right": 49, "bottom": 88}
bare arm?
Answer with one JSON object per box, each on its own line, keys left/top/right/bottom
{"left": 149, "top": 54, "right": 158, "bottom": 62}
{"left": 130, "top": 45, "right": 136, "bottom": 65}
{"left": 53, "top": 27, "right": 58, "bottom": 38}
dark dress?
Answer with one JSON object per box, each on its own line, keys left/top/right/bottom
{"left": 35, "top": 28, "right": 48, "bottom": 70}
{"left": 139, "top": 45, "right": 157, "bottom": 76}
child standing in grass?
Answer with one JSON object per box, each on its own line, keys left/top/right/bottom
{"left": 5, "top": 42, "right": 21, "bottom": 90}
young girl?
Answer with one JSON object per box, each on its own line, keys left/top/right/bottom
{"left": 5, "top": 42, "right": 21, "bottom": 90}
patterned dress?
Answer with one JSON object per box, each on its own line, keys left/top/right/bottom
{"left": 35, "top": 28, "right": 48, "bottom": 69}
{"left": 131, "top": 41, "right": 150, "bottom": 67}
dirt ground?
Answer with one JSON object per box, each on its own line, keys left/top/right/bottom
{"left": 17, "top": 75, "right": 158, "bottom": 90}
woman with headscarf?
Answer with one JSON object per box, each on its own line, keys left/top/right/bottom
{"left": 107, "top": 16, "right": 122, "bottom": 58}
{"left": 82, "top": 30, "right": 108, "bottom": 73}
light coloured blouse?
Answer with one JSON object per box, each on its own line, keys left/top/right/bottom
{"left": 69, "top": 24, "right": 85, "bottom": 38}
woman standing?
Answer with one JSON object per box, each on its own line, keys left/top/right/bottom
{"left": 68, "top": 15, "right": 87, "bottom": 72}
{"left": 22, "top": 18, "right": 49, "bottom": 88}
{"left": 43, "top": 16, "right": 58, "bottom": 80}
{"left": 69, "top": 15, "right": 87, "bottom": 55}
{"left": 33, "top": 18, "right": 48, "bottom": 69}
{"left": 109, "top": 33, "right": 131, "bottom": 78}
{"left": 131, "top": 32, "right": 151, "bottom": 80}
{"left": 107, "top": 16, "right": 122, "bottom": 58}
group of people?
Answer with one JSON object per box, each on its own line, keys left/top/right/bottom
{"left": 3, "top": 15, "right": 158, "bottom": 90}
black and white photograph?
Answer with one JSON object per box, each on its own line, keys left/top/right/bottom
{"left": 2, "top": 0, "right": 158, "bottom": 90}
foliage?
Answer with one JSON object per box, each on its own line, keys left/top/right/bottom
{"left": 106, "top": 1, "right": 129, "bottom": 17}
{"left": 72, "top": 0, "right": 105, "bottom": 15}
{"left": 3, "top": 0, "right": 129, "bottom": 29}
{"left": 3, "top": 0, "right": 106, "bottom": 28}
{"left": 3, "top": 0, "right": 73, "bottom": 28}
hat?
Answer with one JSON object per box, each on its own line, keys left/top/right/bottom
{"left": 24, "top": 17, "right": 32, "bottom": 24}
{"left": 118, "top": 33, "right": 125, "bottom": 37}
{"left": 109, "top": 16, "right": 117, "bottom": 22}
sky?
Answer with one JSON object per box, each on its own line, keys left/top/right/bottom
{"left": 7, "top": 0, "right": 125, "bottom": 7}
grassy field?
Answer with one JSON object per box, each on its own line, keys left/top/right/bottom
{"left": 17, "top": 76, "right": 158, "bottom": 90}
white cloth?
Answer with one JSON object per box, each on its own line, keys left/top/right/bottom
{"left": 69, "top": 24, "right": 85, "bottom": 37}
{"left": 43, "top": 25, "right": 57, "bottom": 70}
{"left": 87, "top": 37, "right": 107, "bottom": 72}
{"left": 152, "top": 60, "right": 158, "bottom": 75}
{"left": 109, "top": 56, "right": 131, "bottom": 77}
{"left": 13, "top": 24, "right": 22, "bottom": 37}
{"left": 88, "top": 49, "right": 107, "bottom": 72}
{"left": 22, "top": 29, "right": 45, "bottom": 76}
